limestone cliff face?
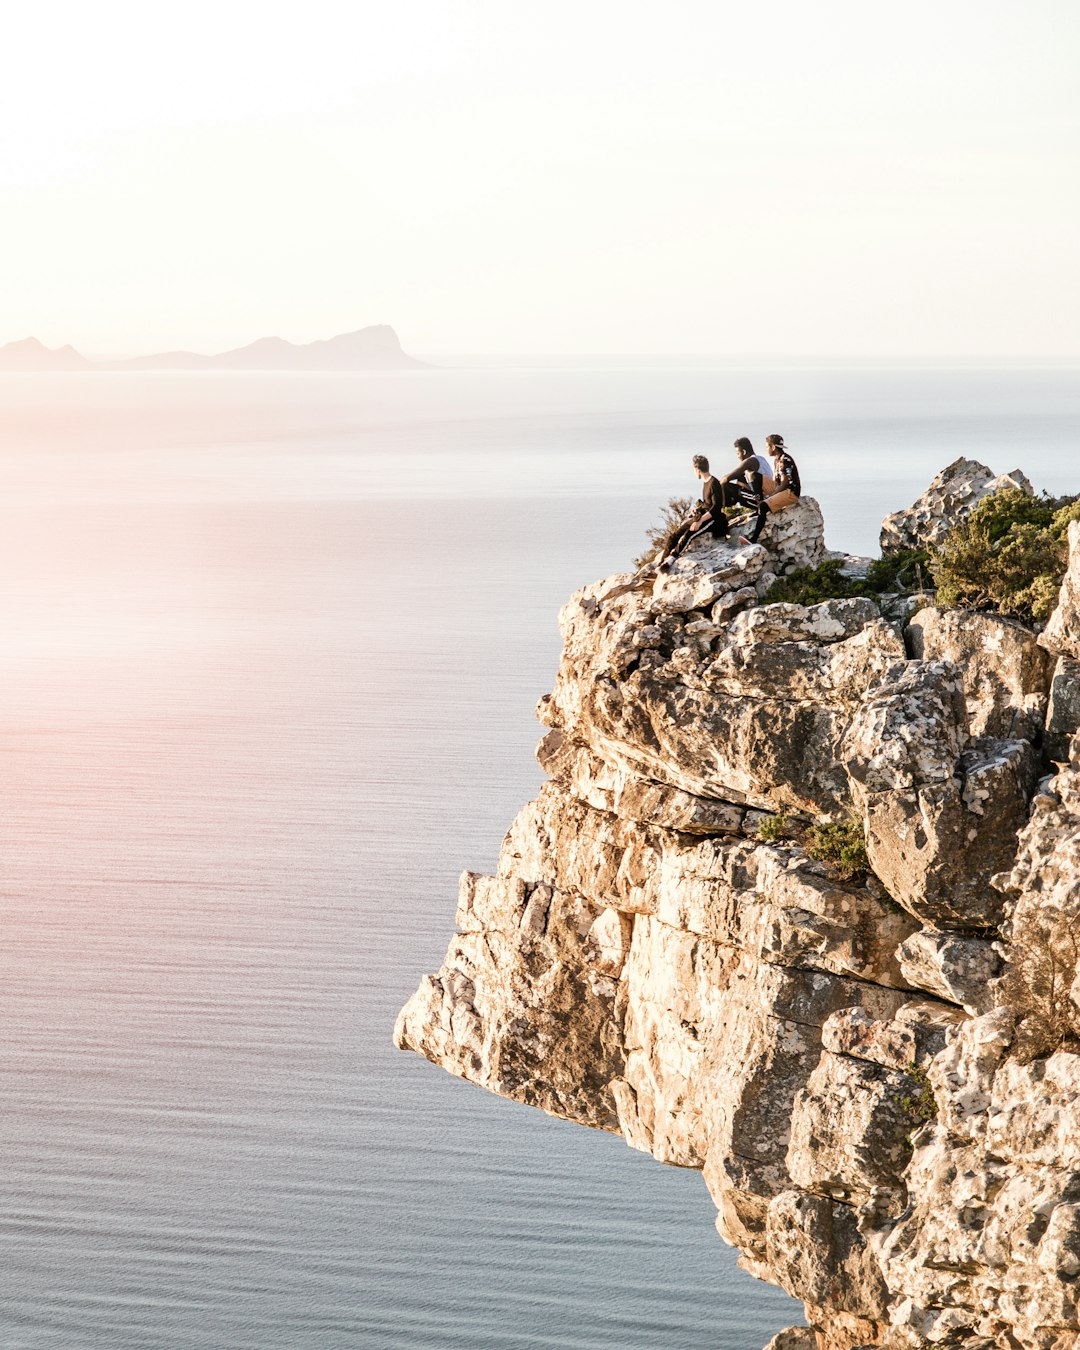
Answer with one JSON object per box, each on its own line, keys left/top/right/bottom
{"left": 396, "top": 470, "right": 1080, "bottom": 1350}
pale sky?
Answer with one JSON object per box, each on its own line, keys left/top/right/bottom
{"left": 2, "top": 0, "right": 1078, "bottom": 358}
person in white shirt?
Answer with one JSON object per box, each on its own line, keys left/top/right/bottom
{"left": 718, "top": 437, "right": 775, "bottom": 543}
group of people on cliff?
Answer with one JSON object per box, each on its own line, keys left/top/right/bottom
{"left": 659, "top": 434, "right": 801, "bottom": 566}
{"left": 601, "top": 436, "right": 802, "bottom": 605}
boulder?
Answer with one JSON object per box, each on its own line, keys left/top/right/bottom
{"left": 762, "top": 1330, "right": 817, "bottom": 1350}
{"left": 650, "top": 542, "right": 769, "bottom": 614}
{"left": 765, "top": 1190, "right": 888, "bottom": 1318}
{"left": 906, "top": 606, "right": 1053, "bottom": 741}
{"left": 843, "top": 662, "right": 1038, "bottom": 930}
{"left": 787, "top": 1051, "right": 924, "bottom": 1201}
{"left": 896, "top": 929, "right": 1001, "bottom": 1014}
{"left": 879, "top": 458, "right": 1033, "bottom": 554}
{"left": 729, "top": 597, "right": 882, "bottom": 646}
{"left": 821, "top": 1001, "right": 965, "bottom": 1071}
{"left": 755, "top": 495, "right": 827, "bottom": 574}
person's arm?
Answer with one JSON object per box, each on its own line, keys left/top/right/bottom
{"left": 719, "top": 456, "right": 759, "bottom": 485}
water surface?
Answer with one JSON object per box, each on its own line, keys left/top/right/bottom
{"left": 0, "top": 366, "right": 1075, "bottom": 1347}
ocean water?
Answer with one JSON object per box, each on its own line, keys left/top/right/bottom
{"left": 0, "top": 366, "right": 1075, "bottom": 1349}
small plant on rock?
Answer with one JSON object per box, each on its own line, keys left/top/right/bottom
{"left": 899, "top": 1063, "right": 937, "bottom": 1126}
{"left": 756, "top": 811, "right": 793, "bottom": 843}
{"left": 634, "top": 496, "right": 696, "bottom": 568}
{"left": 805, "top": 816, "right": 870, "bottom": 881}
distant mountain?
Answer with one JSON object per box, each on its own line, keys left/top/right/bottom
{"left": 114, "top": 325, "right": 427, "bottom": 371}
{"left": 0, "top": 336, "right": 93, "bottom": 370}
{"left": 0, "top": 326, "right": 426, "bottom": 372}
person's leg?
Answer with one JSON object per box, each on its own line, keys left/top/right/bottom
{"left": 659, "top": 520, "right": 694, "bottom": 563}
{"left": 739, "top": 496, "right": 769, "bottom": 545}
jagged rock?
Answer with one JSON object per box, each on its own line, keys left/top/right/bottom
{"left": 896, "top": 930, "right": 1001, "bottom": 1014}
{"left": 729, "top": 597, "right": 882, "bottom": 646}
{"left": 762, "top": 1330, "right": 817, "bottom": 1350}
{"left": 711, "top": 584, "right": 759, "bottom": 623}
{"left": 1042, "top": 520, "right": 1080, "bottom": 661}
{"left": 393, "top": 872, "right": 627, "bottom": 1128}
{"left": 765, "top": 1190, "right": 889, "bottom": 1319}
{"left": 824, "top": 550, "right": 875, "bottom": 580}
{"left": 822, "top": 1001, "right": 965, "bottom": 1071}
{"left": 536, "top": 730, "right": 747, "bottom": 834}
{"left": 843, "top": 662, "right": 1038, "bottom": 929}
{"left": 787, "top": 1051, "right": 925, "bottom": 1201}
{"left": 753, "top": 495, "right": 828, "bottom": 574}
{"left": 651, "top": 542, "right": 769, "bottom": 614}
{"left": 997, "top": 749, "right": 1080, "bottom": 1056}
{"left": 546, "top": 577, "right": 905, "bottom": 815}
{"left": 1045, "top": 658, "right": 1080, "bottom": 762}
{"left": 906, "top": 606, "right": 1053, "bottom": 741}
{"left": 880, "top": 458, "right": 1033, "bottom": 554}
{"left": 397, "top": 462, "right": 1080, "bottom": 1350}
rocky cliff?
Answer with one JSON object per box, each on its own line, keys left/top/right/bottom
{"left": 396, "top": 460, "right": 1080, "bottom": 1350}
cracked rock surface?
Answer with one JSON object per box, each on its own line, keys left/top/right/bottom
{"left": 396, "top": 465, "right": 1080, "bottom": 1350}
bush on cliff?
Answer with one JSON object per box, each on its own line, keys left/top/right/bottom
{"left": 930, "top": 489, "right": 1080, "bottom": 625}
{"left": 805, "top": 816, "right": 871, "bottom": 881}
{"left": 634, "top": 496, "right": 696, "bottom": 568}
{"left": 763, "top": 548, "right": 930, "bottom": 607}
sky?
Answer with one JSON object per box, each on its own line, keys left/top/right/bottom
{"left": 1, "top": 0, "right": 1078, "bottom": 358}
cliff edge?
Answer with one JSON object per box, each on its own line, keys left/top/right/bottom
{"left": 396, "top": 462, "right": 1080, "bottom": 1350}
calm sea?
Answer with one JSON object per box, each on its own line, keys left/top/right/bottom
{"left": 0, "top": 366, "right": 1075, "bottom": 1349}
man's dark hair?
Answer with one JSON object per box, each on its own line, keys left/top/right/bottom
{"left": 733, "top": 437, "right": 754, "bottom": 456}
{"left": 766, "top": 433, "right": 785, "bottom": 449}
{"left": 692, "top": 454, "right": 709, "bottom": 473}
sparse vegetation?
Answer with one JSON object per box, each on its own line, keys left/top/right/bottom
{"left": 930, "top": 489, "right": 1080, "bottom": 625}
{"left": 756, "top": 811, "right": 793, "bottom": 843}
{"left": 899, "top": 1063, "right": 937, "bottom": 1125}
{"left": 634, "top": 496, "right": 696, "bottom": 568}
{"left": 805, "top": 816, "right": 870, "bottom": 881}
{"left": 763, "top": 548, "right": 930, "bottom": 607}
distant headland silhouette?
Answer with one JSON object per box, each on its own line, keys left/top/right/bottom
{"left": 0, "top": 326, "right": 427, "bottom": 372}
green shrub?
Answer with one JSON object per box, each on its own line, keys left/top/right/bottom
{"left": 899, "top": 1063, "right": 937, "bottom": 1125}
{"left": 864, "top": 548, "right": 931, "bottom": 595}
{"left": 756, "top": 810, "right": 792, "bottom": 843}
{"left": 763, "top": 548, "right": 929, "bottom": 607}
{"left": 634, "top": 496, "right": 696, "bottom": 568}
{"left": 805, "top": 816, "right": 870, "bottom": 880}
{"left": 930, "top": 489, "right": 1080, "bottom": 625}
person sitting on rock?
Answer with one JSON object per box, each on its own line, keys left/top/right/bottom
{"left": 718, "top": 437, "right": 775, "bottom": 545}
{"left": 657, "top": 454, "right": 731, "bottom": 569}
{"left": 763, "top": 434, "right": 801, "bottom": 512}
{"left": 599, "top": 454, "right": 733, "bottom": 605}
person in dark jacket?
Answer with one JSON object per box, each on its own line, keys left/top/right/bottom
{"left": 657, "top": 454, "right": 730, "bottom": 568}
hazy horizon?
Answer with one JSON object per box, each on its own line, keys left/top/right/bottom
{"left": 3, "top": 0, "right": 1077, "bottom": 360}
{"left": 11, "top": 335, "right": 1080, "bottom": 368}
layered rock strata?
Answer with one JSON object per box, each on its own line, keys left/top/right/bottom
{"left": 397, "top": 470, "right": 1080, "bottom": 1350}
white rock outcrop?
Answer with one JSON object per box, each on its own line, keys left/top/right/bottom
{"left": 879, "top": 457, "right": 1032, "bottom": 554}
{"left": 397, "top": 466, "right": 1080, "bottom": 1350}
